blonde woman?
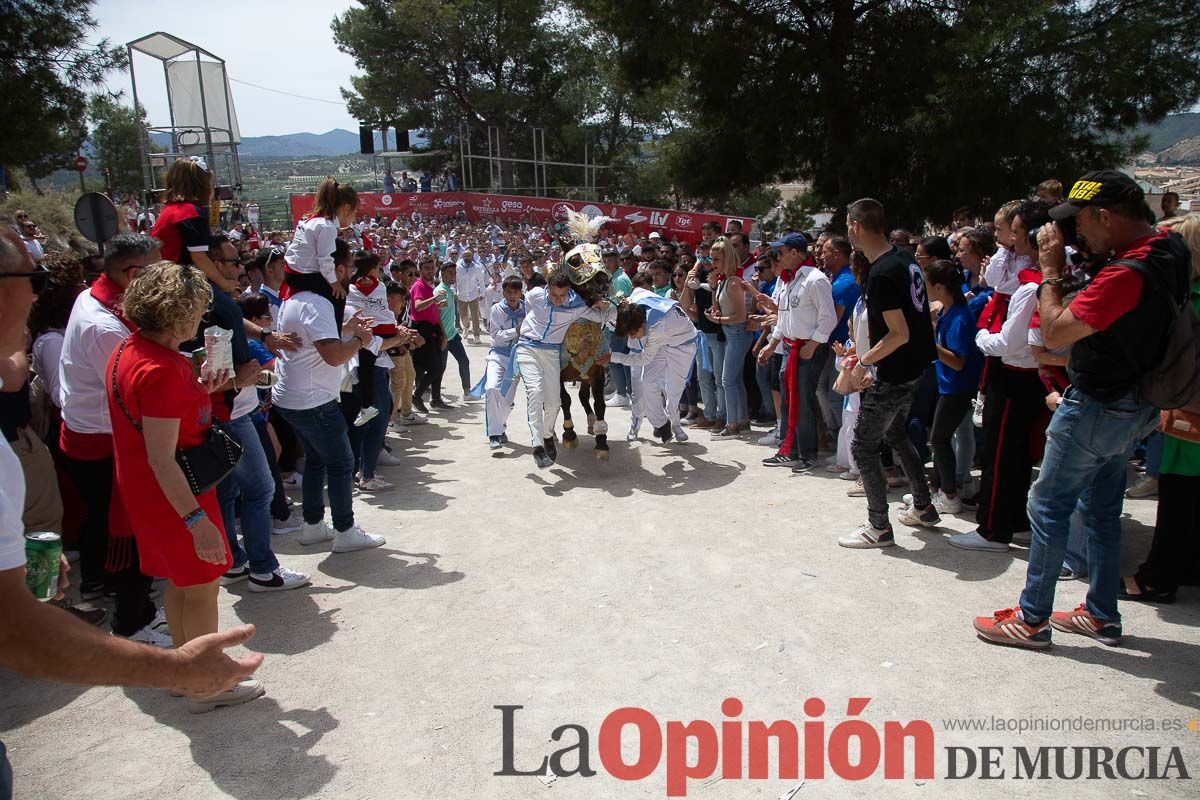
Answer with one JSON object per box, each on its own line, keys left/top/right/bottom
{"left": 703, "top": 236, "right": 751, "bottom": 436}
{"left": 107, "top": 262, "right": 264, "bottom": 713}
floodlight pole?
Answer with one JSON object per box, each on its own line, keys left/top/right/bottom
{"left": 128, "top": 45, "right": 152, "bottom": 201}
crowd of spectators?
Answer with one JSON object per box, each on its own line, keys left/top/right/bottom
{"left": 1, "top": 159, "right": 1197, "bottom": 744}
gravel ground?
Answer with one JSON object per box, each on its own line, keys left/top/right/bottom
{"left": 2, "top": 342, "right": 1197, "bottom": 799}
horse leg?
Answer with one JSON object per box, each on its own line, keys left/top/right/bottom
{"left": 591, "top": 369, "right": 609, "bottom": 459}
{"left": 579, "top": 382, "right": 596, "bottom": 435}
{"left": 561, "top": 382, "right": 578, "bottom": 448}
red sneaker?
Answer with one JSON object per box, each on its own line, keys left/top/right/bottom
{"left": 1049, "top": 605, "right": 1123, "bottom": 646}
{"left": 973, "top": 606, "right": 1051, "bottom": 649}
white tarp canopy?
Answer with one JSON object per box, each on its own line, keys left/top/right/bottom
{"left": 128, "top": 32, "right": 241, "bottom": 145}
{"left": 166, "top": 60, "right": 241, "bottom": 145}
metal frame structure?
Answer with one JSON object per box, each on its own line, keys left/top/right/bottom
{"left": 126, "top": 32, "right": 243, "bottom": 200}
{"left": 457, "top": 123, "right": 609, "bottom": 199}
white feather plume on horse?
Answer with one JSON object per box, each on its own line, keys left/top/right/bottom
{"left": 565, "top": 210, "right": 614, "bottom": 244}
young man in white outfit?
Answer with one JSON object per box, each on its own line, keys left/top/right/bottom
{"left": 610, "top": 287, "right": 698, "bottom": 443}
{"left": 481, "top": 276, "right": 527, "bottom": 449}
{"left": 516, "top": 271, "right": 615, "bottom": 468}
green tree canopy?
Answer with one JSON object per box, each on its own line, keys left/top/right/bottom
{"left": 577, "top": 0, "right": 1200, "bottom": 226}
{"left": 0, "top": 0, "right": 125, "bottom": 182}
{"left": 88, "top": 94, "right": 154, "bottom": 195}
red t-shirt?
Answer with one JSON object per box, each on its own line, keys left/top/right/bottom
{"left": 150, "top": 202, "right": 210, "bottom": 265}
{"left": 1070, "top": 231, "right": 1163, "bottom": 332}
{"left": 107, "top": 333, "right": 230, "bottom": 585}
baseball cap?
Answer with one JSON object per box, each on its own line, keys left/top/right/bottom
{"left": 601, "top": 246, "right": 618, "bottom": 257}
{"left": 1049, "top": 170, "right": 1144, "bottom": 220}
{"left": 769, "top": 232, "right": 809, "bottom": 251}
{"left": 648, "top": 231, "right": 661, "bottom": 240}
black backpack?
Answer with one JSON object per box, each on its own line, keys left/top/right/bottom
{"left": 1118, "top": 243, "right": 1200, "bottom": 412}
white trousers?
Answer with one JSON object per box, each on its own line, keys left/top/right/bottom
{"left": 634, "top": 342, "right": 697, "bottom": 430}
{"left": 516, "top": 345, "right": 562, "bottom": 446}
{"left": 484, "top": 357, "right": 520, "bottom": 437}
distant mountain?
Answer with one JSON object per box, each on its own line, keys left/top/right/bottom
{"left": 148, "top": 128, "right": 426, "bottom": 159}
{"left": 1138, "top": 113, "right": 1200, "bottom": 153}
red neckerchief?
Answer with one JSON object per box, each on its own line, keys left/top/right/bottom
{"left": 1017, "top": 267, "right": 1041, "bottom": 285}
{"left": 779, "top": 269, "right": 794, "bottom": 283}
{"left": 355, "top": 275, "right": 380, "bottom": 296}
{"left": 89, "top": 274, "right": 137, "bottom": 332}
{"left": 778, "top": 254, "right": 814, "bottom": 285}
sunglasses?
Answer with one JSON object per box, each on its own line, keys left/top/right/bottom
{"left": 1, "top": 264, "right": 51, "bottom": 292}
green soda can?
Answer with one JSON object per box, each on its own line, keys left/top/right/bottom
{"left": 25, "top": 531, "right": 62, "bottom": 602}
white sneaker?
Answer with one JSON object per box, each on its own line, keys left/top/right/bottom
{"left": 332, "top": 524, "right": 386, "bottom": 553}
{"left": 188, "top": 679, "right": 265, "bottom": 714}
{"left": 672, "top": 424, "right": 689, "bottom": 442}
{"left": 626, "top": 427, "right": 640, "bottom": 442}
{"left": 972, "top": 392, "right": 985, "bottom": 427}
{"left": 282, "top": 473, "right": 303, "bottom": 489}
{"left": 610, "top": 394, "right": 631, "bottom": 408}
{"left": 933, "top": 489, "right": 963, "bottom": 514}
{"left": 149, "top": 606, "right": 169, "bottom": 637}
{"left": 838, "top": 523, "right": 895, "bottom": 549}
{"left": 358, "top": 476, "right": 393, "bottom": 491}
{"left": 354, "top": 406, "right": 380, "bottom": 427}
{"left": 375, "top": 450, "right": 402, "bottom": 466}
{"left": 271, "top": 517, "right": 302, "bottom": 535}
{"left": 840, "top": 469, "right": 859, "bottom": 481}
{"left": 299, "top": 520, "right": 334, "bottom": 546}
{"left": 248, "top": 566, "right": 311, "bottom": 593}
{"left": 1125, "top": 475, "right": 1159, "bottom": 498}
{"left": 399, "top": 412, "right": 428, "bottom": 425}
{"left": 846, "top": 478, "right": 866, "bottom": 497}
{"left": 122, "top": 620, "right": 173, "bottom": 648}
{"left": 948, "top": 531, "right": 1010, "bottom": 552}
{"left": 757, "top": 431, "right": 781, "bottom": 447}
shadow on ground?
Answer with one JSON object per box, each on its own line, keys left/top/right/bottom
{"left": 123, "top": 689, "right": 339, "bottom": 800}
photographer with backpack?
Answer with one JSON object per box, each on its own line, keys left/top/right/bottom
{"left": 974, "top": 170, "right": 1193, "bottom": 650}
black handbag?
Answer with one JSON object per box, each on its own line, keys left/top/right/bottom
{"left": 110, "top": 339, "right": 243, "bottom": 495}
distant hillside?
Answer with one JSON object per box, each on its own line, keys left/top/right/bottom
{"left": 147, "top": 128, "right": 426, "bottom": 159}
{"left": 1138, "top": 113, "right": 1200, "bottom": 153}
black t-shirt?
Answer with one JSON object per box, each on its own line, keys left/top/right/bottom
{"left": 865, "top": 246, "right": 935, "bottom": 384}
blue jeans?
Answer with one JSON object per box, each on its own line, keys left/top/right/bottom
{"left": 720, "top": 324, "right": 750, "bottom": 424}
{"left": 609, "top": 332, "right": 631, "bottom": 397}
{"left": 278, "top": 400, "right": 356, "bottom": 533}
{"left": 755, "top": 358, "right": 775, "bottom": 419}
{"left": 1019, "top": 388, "right": 1159, "bottom": 625}
{"left": 707, "top": 336, "right": 726, "bottom": 422}
{"left": 347, "top": 366, "right": 392, "bottom": 479}
{"left": 217, "top": 414, "right": 279, "bottom": 575}
{"left": 1144, "top": 431, "right": 1164, "bottom": 477}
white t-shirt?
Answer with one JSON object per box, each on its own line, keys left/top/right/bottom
{"left": 32, "top": 330, "right": 65, "bottom": 408}
{"left": 60, "top": 290, "right": 131, "bottom": 434}
{"left": 272, "top": 291, "right": 344, "bottom": 410}
{"left": 0, "top": 377, "right": 27, "bottom": 570}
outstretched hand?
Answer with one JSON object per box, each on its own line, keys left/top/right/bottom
{"left": 171, "top": 624, "right": 264, "bottom": 698}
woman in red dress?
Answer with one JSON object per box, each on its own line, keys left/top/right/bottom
{"left": 107, "top": 261, "right": 264, "bottom": 712}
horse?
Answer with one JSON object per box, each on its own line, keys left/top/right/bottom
{"left": 559, "top": 269, "right": 613, "bottom": 459}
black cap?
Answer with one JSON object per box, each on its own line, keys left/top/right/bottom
{"left": 1049, "top": 170, "right": 1144, "bottom": 220}
{"left": 601, "top": 247, "right": 618, "bottom": 257}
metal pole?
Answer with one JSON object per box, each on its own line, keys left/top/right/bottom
{"left": 466, "top": 126, "right": 474, "bottom": 190}
{"left": 218, "top": 60, "right": 241, "bottom": 188}
{"left": 129, "top": 46, "right": 152, "bottom": 196}
{"left": 194, "top": 50, "right": 216, "bottom": 177}
{"left": 486, "top": 126, "right": 495, "bottom": 192}
{"left": 163, "top": 59, "right": 178, "bottom": 155}
{"left": 458, "top": 123, "right": 467, "bottom": 192}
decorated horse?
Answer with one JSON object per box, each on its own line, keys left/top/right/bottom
{"left": 556, "top": 212, "right": 615, "bottom": 459}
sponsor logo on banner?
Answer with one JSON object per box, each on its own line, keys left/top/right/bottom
{"left": 581, "top": 204, "right": 603, "bottom": 219}
{"left": 624, "top": 211, "right": 648, "bottom": 224}
{"left": 380, "top": 194, "right": 393, "bottom": 206}
{"left": 676, "top": 216, "right": 693, "bottom": 228}
{"left": 649, "top": 211, "right": 670, "bottom": 226}
{"left": 434, "top": 198, "right": 466, "bottom": 209}
{"left": 553, "top": 202, "right": 575, "bottom": 221}
{"left": 501, "top": 200, "right": 525, "bottom": 212}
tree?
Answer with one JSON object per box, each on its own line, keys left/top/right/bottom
{"left": 0, "top": 0, "right": 125, "bottom": 186}
{"left": 576, "top": 0, "right": 1200, "bottom": 226}
{"left": 88, "top": 95, "right": 154, "bottom": 195}
{"left": 331, "top": 0, "right": 660, "bottom": 199}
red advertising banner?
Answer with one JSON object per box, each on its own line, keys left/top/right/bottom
{"left": 288, "top": 191, "right": 752, "bottom": 244}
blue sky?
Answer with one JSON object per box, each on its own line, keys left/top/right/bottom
{"left": 96, "top": 0, "right": 362, "bottom": 136}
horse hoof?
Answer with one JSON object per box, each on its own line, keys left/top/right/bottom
{"left": 595, "top": 448, "right": 609, "bottom": 460}
{"left": 563, "top": 438, "right": 579, "bottom": 449}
